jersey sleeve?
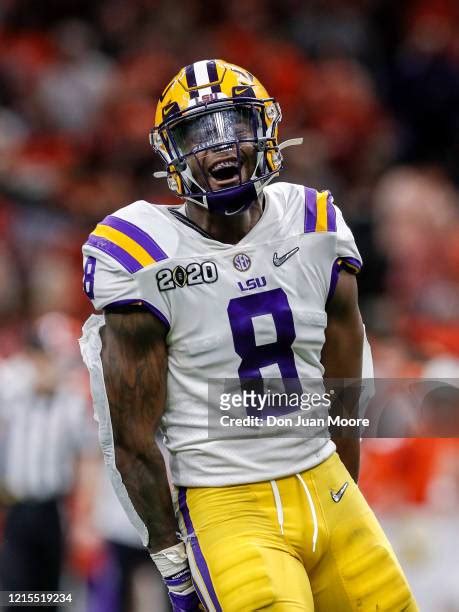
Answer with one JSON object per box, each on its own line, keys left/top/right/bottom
{"left": 323, "top": 197, "right": 363, "bottom": 304}
{"left": 82, "top": 245, "right": 171, "bottom": 329}
{"left": 83, "top": 245, "right": 139, "bottom": 310}
{"left": 334, "top": 203, "right": 363, "bottom": 275}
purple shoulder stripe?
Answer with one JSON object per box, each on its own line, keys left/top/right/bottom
{"left": 304, "top": 187, "right": 317, "bottom": 233}
{"left": 101, "top": 215, "right": 168, "bottom": 262}
{"left": 178, "top": 488, "right": 222, "bottom": 612}
{"left": 85, "top": 235, "right": 142, "bottom": 273}
{"left": 326, "top": 193, "right": 337, "bottom": 232}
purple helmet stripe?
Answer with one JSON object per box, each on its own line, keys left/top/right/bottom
{"left": 206, "top": 60, "right": 221, "bottom": 93}
{"left": 326, "top": 192, "right": 337, "bottom": 232}
{"left": 185, "top": 64, "right": 199, "bottom": 98}
{"left": 304, "top": 187, "right": 317, "bottom": 233}
{"left": 101, "top": 215, "right": 168, "bottom": 262}
{"left": 178, "top": 488, "right": 222, "bottom": 612}
{"left": 85, "top": 235, "right": 142, "bottom": 273}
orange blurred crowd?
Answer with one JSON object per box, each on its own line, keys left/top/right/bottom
{"left": 0, "top": 0, "right": 459, "bottom": 608}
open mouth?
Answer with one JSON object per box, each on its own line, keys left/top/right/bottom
{"left": 208, "top": 159, "right": 241, "bottom": 184}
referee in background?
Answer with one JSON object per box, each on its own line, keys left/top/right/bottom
{"left": 0, "top": 314, "right": 97, "bottom": 611}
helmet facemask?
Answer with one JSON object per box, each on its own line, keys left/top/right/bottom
{"left": 151, "top": 100, "right": 283, "bottom": 215}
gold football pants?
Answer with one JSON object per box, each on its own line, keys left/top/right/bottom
{"left": 175, "top": 452, "right": 418, "bottom": 611}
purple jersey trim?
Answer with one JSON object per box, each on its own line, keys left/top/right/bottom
{"left": 178, "top": 488, "right": 222, "bottom": 612}
{"left": 326, "top": 257, "right": 362, "bottom": 305}
{"left": 101, "top": 215, "right": 168, "bottom": 262}
{"left": 340, "top": 256, "right": 362, "bottom": 273}
{"left": 105, "top": 299, "right": 170, "bottom": 331}
{"left": 326, "top": 258, "right": 342, "bottom": 306}
{"left": 304, "top": 187, "right": 317, "bottom": 233}
{"left": 326, "top": 193, "right": 337, "bottom": 232}
{"left": 85, "top": 235, "right": 142, "bottom": 273}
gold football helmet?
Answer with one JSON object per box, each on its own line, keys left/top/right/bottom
{"left": 150, "top": 59, "right": 301, "bottom": 215}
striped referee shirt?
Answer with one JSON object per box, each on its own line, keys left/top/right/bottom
{"left": 0, "top": 355, "right": 95, "bottom": 502}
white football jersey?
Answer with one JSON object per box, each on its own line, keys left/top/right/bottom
{"left": 81, "top": 182, "right": 364, "bottom": 487}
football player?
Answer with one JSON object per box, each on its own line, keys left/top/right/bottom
{"left": 80, "top": 60, "right": 418, "bottom": 610}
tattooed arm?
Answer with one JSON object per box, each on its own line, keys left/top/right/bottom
{"left": 101, "top": 306, "right": 177, "bottom": 553}
{"left": 321, "top": 271, "right": 364, "bottom": 482}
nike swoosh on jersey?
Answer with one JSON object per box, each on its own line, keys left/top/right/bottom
{"left": 273, "top": 247, "right": 299, "bottom": 267}
{"left": 330, "top": 481, "right": 349, "bottom": 503}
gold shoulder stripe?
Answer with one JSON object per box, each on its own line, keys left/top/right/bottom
{"left": 91, "top": 224, "right": 155, "bottom": 267}
{"left": 315, "top": 191, "right": 329, "bottom": 232}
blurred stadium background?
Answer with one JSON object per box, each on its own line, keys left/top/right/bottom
{"left": 0, "top": 0, "right": 458, "bottom": 610}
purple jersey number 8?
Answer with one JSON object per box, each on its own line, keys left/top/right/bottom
{"left": 227, "top": 288, "right": 302, "bottom": 413}
{"left": 83, "top": 256, "right": 97, "bottom": 300}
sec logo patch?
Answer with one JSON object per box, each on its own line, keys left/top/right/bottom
{"left": 233, "top": 253, "right": 251, "bottom": 272}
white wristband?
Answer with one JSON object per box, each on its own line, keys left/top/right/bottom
{"left": 150, "top": 541, "right": 189, "bottom": 578}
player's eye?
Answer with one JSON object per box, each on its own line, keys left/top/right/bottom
{"left": 235, "top": 124, "right": 252, "bottom": 139}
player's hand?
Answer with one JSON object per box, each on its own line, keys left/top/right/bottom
{"left": 167, "top": 583, "right": 203, "bottom": 611}
{"left": 151, "top": 541, "right": 204, "bottom": 611}
{"left": 164, "top": 568, "right": 203, "bottom": 611}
